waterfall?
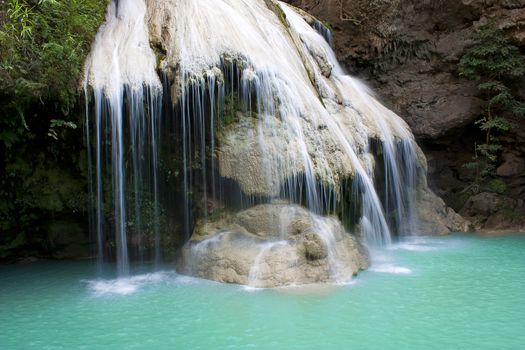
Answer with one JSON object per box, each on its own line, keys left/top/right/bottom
{"left": 248, "top": 241, "right": 288, "bottom": 288}
{"left": 84, "top": 0, "right": 422, "bottom": 277}
{"left": 84, "top": 0, "right": 162, "bottom": 275}
{"left": 313, "top": 20, "right": 333, "bottom": 47}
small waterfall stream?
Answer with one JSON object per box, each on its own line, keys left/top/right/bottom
{"left": 83, "top": 0, "right": 423, "bottom": 281}
{"left": 248, "top": 241, "right": 289, "bottom": 288}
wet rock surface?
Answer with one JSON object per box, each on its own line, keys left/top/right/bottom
{"left": 176, "top": 204, "right": 369, "bottom": 288}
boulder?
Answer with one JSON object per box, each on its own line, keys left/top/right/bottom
{"left": 460, "top": 192, "right": 525, "bottom": 233}
{"left": 497, "top": 152, "right": 525, "bottom": 177}
{"left": 417, "top": 186, "right": 471, "bottom": 235}
{"left": 177, "top": 203, "right": 369, "bottom": 288}
{"left": 460, "top": 192, "right": 514, "bottom": 217}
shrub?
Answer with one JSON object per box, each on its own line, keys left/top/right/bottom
{"left": 486, "top": 178, "right": 507, "bottom": 195}
{"left": 459, "top": 26, "right": 525, "bottom": 183}
{"left": 0, "top": 0, "right": 108, "bottom": 259}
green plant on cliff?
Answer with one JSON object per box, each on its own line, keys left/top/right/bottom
{"left": 459, "top": 26, "right": 525, "bottom": 188}
{"left": 0, "top": 0, "right": 108, "bottom": 259}
{"left": 0, "top": 0, "right": 107, "bottom": 110}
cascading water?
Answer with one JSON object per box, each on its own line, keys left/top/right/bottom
{"left": 84, "top": 0, "right": 424, "bottom": 284}
{"left": 248, "top": 241, "right": 289, "bottom": 288}
{"left": 313, "top": 20, "right": 333, "bottom": 47}
{"left": 84, "top": 0, "right": 162, "bottom": 275}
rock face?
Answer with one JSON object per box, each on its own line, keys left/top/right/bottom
{"left": 497, "top": 152, "right": 525, "bottom": 178}
{"left": 417, "top": 186, "right": 472, "bottom": 235}
{"left": 144, "top": 0, "right": 424, "bottom": 201}
{"left": 283, "top": 1, "right": 524, "bottom": 139}
{"left": 45, "top": 220, "right": 94, "bottom": 259}
{"left": 283, "top": 0, "right": 525, "bottom": 231}
{"left": 461, "top": 192, "right": 525, "bottom": 233}
{"left": 176, "top": 204, "right": 369, "bottom": 288}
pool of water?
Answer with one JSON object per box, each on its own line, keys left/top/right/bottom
{"left": 1, "top": 234, "right": 524, "bottom": 349}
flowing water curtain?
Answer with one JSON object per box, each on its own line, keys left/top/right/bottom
{"left": 84, "top": 0, "right": 163, "bottom": 275}
{"left": 84, "top": 0, "right": 423, "bottom": 275}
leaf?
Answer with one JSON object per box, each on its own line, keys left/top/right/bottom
{"left": 513, "top": 102, "right": 525, "bottom": 117}
{"left": 477, "top": 81, "right": 507, "bottom": 93}
{"left": 0, "top": 130, "right": 20, "bottom": 147}
{"left": 462, "top": 161, "right": 479, "bottom": 170}
{"left": 479, "top": 116, "right": 512, "bottom": 132}
{"left": 50, "top": 119, "right": 77, "bottom": 130}
{"left": 489, "top": 90, "right": 513, "bottom": 107}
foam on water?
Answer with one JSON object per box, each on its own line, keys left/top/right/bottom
{"left": 370, "top": 265, "right": 412, "bottom": 275}
{"left": 86, "top": 271, "right": 177, "bottom": 296}
{"left": 389, "top": 243, "right": 438, "bottom": 252}
{"left": 244, "top": 279, "right": 358, "bottom": 293}
{"left": 389, "top": 236, "right": 456, "bottom": 252}
{"left": 367, "top": 246, "right": 413, "bottom": 275}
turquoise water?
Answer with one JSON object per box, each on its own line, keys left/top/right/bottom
{"left": 1, "top": 234, "right": 524, "bottom": 350}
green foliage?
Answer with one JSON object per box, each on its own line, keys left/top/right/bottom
{"left": 48, "top": 119, "right": 78, "bottom": 140}
{"left": 321, "top": 21, "right": 333, "bottom": 31}
{"left": 273, "top": 2, "right": 288, "bottom": 27}
{"left": 222, "top": 92, "right": 241, "bottom": 127}
{"left": 126, "top": 195, "right": 168, "bottom": 250}
{"left": 0, "top": 233, "right": 26, "bottom": 259}
{"left": 0, "top": 0, "right": 108, "bottom": 259}
{"left": 486, "top": 178, "right": 507, "bottom": 195}
{"left": 458, "top": 26, "right": 525, "bottom": 184}
{"left": 459, "top": 28, "right": 525, "bottom": 81}
{"left": 0, "top": 0, "right": 107, "bottom": 111}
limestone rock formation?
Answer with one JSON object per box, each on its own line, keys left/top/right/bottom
{"left": 177, "top": 204, "right": 369, "bottom": 288}
{"left": 283, "top": 0, "right": 525, "bottom": 232}
{"left": 144, "top": 0, "right": 422, "bottom": 199}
